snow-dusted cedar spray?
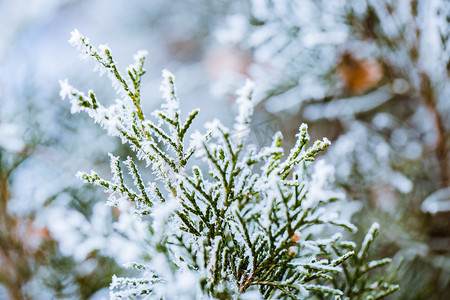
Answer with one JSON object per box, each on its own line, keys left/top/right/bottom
{"left": 61, "top": 30, "right": 398, "bottom": 299}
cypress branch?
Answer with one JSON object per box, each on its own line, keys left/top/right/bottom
{"left": 61, "top": 31, "right": 398, "bottom": 300}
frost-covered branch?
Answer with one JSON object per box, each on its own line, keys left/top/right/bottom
{"left": 61, "top": 30, "right": 397, "bottom": 299}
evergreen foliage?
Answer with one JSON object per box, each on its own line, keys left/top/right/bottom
{"left": 0, "top": 143, "right": 48, "bottom": 300}
{"left": 61, "top": 30, "right": 398, "bottom": 299}
{"left": 229, "top": 1, "right": 449, "bottom": 298}
{"left": 0, "top": 123, "right": 122, "bottom": 299}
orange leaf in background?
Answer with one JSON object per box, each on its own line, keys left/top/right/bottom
{"left": 112, "top": 206, "right": 121, "bottom": 220}
{"left": 337, "top": 52, "right": 383, "bottom": 95}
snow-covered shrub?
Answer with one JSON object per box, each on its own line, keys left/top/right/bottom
{"left": 214, "top": 2, "right": 449, "bottom": 297}
{"left": 60, "top": 30, "right": 398, "bottom": 299}
{"left": 0, "top": 119, "right": 124, "bottom": 299}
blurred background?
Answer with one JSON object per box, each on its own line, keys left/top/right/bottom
{"left": 0, "top": 0, "right": 448, "bottom": 299}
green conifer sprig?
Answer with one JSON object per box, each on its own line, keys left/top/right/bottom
{"left": 330, "top": 223, "right": 399, "bottom": 300}
{"left": 61, "top": 30, "right": 397, "bottom": 299}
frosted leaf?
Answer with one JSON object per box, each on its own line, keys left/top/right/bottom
{"left": 303, "top": 261, "right": 342, "bottom": 273}
{"left": 75, "top": 171, "right": 86, "bottom": 181}
{"left": 389, "top": 171, "right": 412, "bottom": 194}
{"left": 151, "top": 196, "right": 179, "bottom": 229}
{"left": 204, "top": 118, "right": 226, "bottom": 139}
{"left": 68, "top": 29, "right": 90, "bottom": 60}
{"left": 207, "top": 236, "right": 223, "bottom": 273}
{"left": 108, "top": 153, "right": 122, "bottom": 183}
{"left": 59, "top": 78, "right": 72, "bottom": 100}
{"left": 93, "top": 63, "right": 107, "bottom": 77}
{"left": 234, "top": 79, "right": 255, "bottom": 136}
{"left": 68, "top": 28, "right": 85, "bottom": 50}
{"left": 98, "top": 43, "right": 110, "bottom": 52}
{"left": 421, "top": 187, "right": 450, "bottom": 214}
{"left": 127, "top": 50, "right": 148, "bottom": 78}
{"left": 133, "top": 50, "right": 148, "bottom": 62}
{"left": 189, "top": 130, "right": 206, "bottom": 155}
{"left": 160, "top": 69, "right": 180, "bottom": 118}
{"left": 357, "top": 222, "right": 380, "bottom": 260}
{"left": 312, "top": 159, "right": 335, "bottom": 186}
{"left": 304, "top": 160, "right": 337, "bottom": 208}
